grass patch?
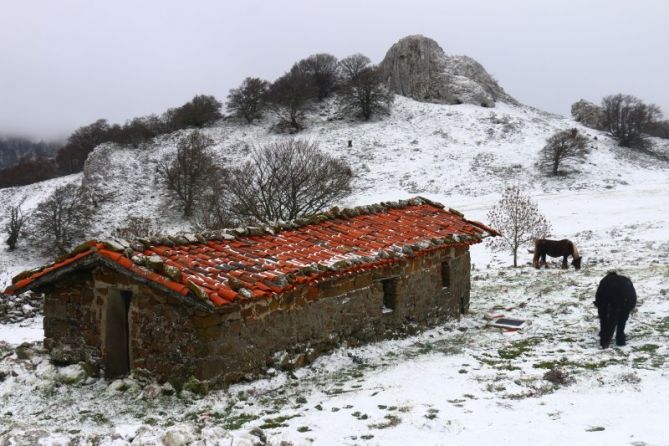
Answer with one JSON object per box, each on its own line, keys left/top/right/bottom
{"left": 259, "top": 414, "right": 301, "bottom": 430}
{"left": 498, "top": 338, "right": 542, "bottom": 360}
{"left": 368, "top": 414, "right": 401, "bottom": 429}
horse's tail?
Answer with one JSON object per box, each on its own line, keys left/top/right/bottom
{"left": 532, "top": 239, "right": 540, "bottom": 266}
{"left": 571, "top": 241, "right": 580, "bottom": 259}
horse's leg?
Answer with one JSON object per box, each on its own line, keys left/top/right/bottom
{"left": 541, "top": 253, "right": 547, "bottom": 268}
{"left": 561, "top": 255, "right": 569, "bottom": 269}
{"left": 615, "top": 312, "right": 630, "bottom": 346}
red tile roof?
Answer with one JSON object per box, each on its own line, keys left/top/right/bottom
{"left": 3, "top": 197, "right": 497, "bottom": 308}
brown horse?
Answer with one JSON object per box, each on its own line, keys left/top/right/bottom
{"left": 533, "top": 239, "right": 582, "bottom": 270}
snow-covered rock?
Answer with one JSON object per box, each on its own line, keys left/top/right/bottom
{"left": 380, "top": 34, "right": 516, "bottom": 106}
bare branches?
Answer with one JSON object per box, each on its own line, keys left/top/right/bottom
{"left": 486, "top": 186, "right": 552, "bottom": 267}
{"left": 28, "top": 184, "right": 93, "bottom": 255}
{"left": 157, "top": 131, "right": 220, "bottom": 217}
{"left": 538, "top": 128, "right": 589, "bottom": 176}
{"left": 226, "top": 139, "right": 353, "bottom": 223}
{"left": 4, "top": 197, "right": 27, "bottom": 251}
{"left": 601, "top": 94, "right": 662, "bottom": 148}
{"left": 338, "top": 60, "right": 393, "bottom": 121}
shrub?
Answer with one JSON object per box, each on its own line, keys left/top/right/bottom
{"left": 164, "top": 95, "right": 223, "bottom": 130}
{"left": 267, "top": 69, "right": 316, "bottom": 132}
{"left": 601, "top": 94, "right": 662, "bottom": 147}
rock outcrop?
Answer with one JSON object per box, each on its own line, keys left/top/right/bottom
{"left": 380, "top": 35, "right": 516, "bottom": 107}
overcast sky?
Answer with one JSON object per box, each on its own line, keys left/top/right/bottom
{"left": 1, "top": 0, "right": 667, "bottom": 140}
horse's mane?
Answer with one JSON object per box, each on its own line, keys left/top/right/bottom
{"left": 572, "top": 242, "right": 580, "bottom": 259}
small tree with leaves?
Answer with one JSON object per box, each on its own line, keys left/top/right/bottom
{"left": 486, "top": 186, "right": 552, "bottom": 267}
{"left": 4, "top": 197, "right": 27, "bottom": 251}
{"left": 157, "top": 131, "right": 219, "bottom": 217}
{"left": 226, "top": 77, "right": 270, "bottom": 124}
{"left": 538, "top": 128, "right": 589, "bottom": 176}
{"left": 29, "top": 184, "right": 93, "bottom": 255}
{"left": 226, "top": 139, "right": 353, "bottom": 223}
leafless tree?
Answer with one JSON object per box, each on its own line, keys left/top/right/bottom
{"left": 112, "top": 216, "right": 159, "bottom": 239}
{"left": 226, "top": 139, "right": 353, "bottom": 223}
{"left": 29, "top": 184, "right": 93, "bottom": 254}
{"left": 601, "top": 94, "right": 662, "bottom": 147}
{"left": 339, "top": 54, "right": 371, "bottom": 82}
{"left": 339, "top": 65, "right": 394, "bottom": 121}
{"left": 157, "top": 131, "right": 219, "bottom": 217}
{"left": 538, "top": 128, "right": 590, "bottom": 176}
{"left": 486, "top": 185, "right": 552, "bottom": 267}
{"left": 296, "top": 53, "right": 339, "bottom": 100}
{"left": 267, "top": 69, "right": 315, "bottom": 132}
{"left": 192, "top": 169, "right": 234, "bottom": 231}
{"left": 4, "top": 197, "right": 27, "bottom": 251}
{"left": 226, "top": 77, "right": 270, "bottom": 124}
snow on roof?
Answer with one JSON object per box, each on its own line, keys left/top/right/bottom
{"left": 3, "top": 197, "right": 498, "bottom": 308}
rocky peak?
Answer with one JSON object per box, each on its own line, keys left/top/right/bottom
{"left": 379, "top": 34, "right": 516, "bottom": 107}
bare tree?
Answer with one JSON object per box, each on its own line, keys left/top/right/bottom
{"left": 267, "top": 69, "right": 315, "bottom": 132}
{"left": 192, "top": 169, "right": 233, "bottom": 231}
{"left": 226, "top": 139, "right": 353, "bottom": 223}
{"left": 339, "top": 65, "right": 394, "bottom": 121}
{"left": 339, "top": 54, "right": 371, "bottom": 82}
{"left": 538, "top": 128, "right": 589, "bottom": 176}
{"left": 157, "top": 131, "right": 219, "bottom": 217}
{"left": 29, "top": 184, "right": 93, "bottom": 254}
{"left": 601, "top": 94, "right": 662, "bottom": 147}
{"left": 296, "top": 53, "right": 339, "bottom": 100}
{"left": 486, "top": 186, "right": 552, "bottom": 267}
{"left": 226, "top": 77, "right": 270, "bottom": 124}
{"left": 4, "top": 197, "right": 27, "bottom": 251}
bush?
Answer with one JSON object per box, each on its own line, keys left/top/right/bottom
{"left": 226, "top": 139, "right": 353, "bottom": 223}
{"left": 28, "top": 184, "right": 93, "bottom": 254}
{"left": 157, "top": 131, "right": 220, "bottom": 217}
{"left": 538, "top": 128, "right": 589, "bottom": 176}
{"left": 164, "top": 95, "right": 223, "bottom": 130}
{"left": 486, "top": 186, "right": 552, "bottom": 267}
{"left": 570, "top": 99, "right": 605, "bottom": 130}
{"left": 112, "top": 216, "right": 159, "bottom": 239}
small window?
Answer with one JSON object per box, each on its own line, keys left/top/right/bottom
{"left": 381, "top": 278, "right": 397, "bottom": 312}
{"left": 441, "top": 261, "right": 450, "bottom": 288}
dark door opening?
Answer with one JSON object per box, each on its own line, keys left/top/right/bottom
{"left": 105, "top": 290, "right": 132, "bottom": 378}
{"left": 381, "top": 278, "right": 397, "bottom": 312}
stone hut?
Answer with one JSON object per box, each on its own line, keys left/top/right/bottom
{"left": 3, "top": 197, "right": 497, "bottom": 387}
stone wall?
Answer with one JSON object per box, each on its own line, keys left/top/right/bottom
{"left": 39, "top": 246, "right": 471, "bottom": 387}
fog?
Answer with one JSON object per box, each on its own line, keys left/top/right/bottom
{"left": 1, "top": 0, "right": 667, "bottom": 139}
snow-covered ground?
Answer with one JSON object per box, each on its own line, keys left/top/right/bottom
{"left": 1, "top": 97, "right": 668, "bottom": 444}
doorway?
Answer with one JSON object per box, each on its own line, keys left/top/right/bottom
{"left": 104, "top": 290, "right": 132, "bottom": 378}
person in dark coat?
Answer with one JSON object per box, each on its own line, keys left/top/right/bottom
{"left": 594, "top": 271, "right": 637, "bottom": 348}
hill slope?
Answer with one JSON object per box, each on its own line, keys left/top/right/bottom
{"left": 1, "top": 97, "right": 668, "bottom": 286}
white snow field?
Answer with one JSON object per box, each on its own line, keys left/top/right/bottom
{"left": 1, "top": 97, "right": 668, "bottom": 444}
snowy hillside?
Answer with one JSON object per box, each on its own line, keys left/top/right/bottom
{"left": 1, "top": 96, "right": 667, "bottom": 287}
{"left": 1, "top": 97, "right": 669, "bottom": 445}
